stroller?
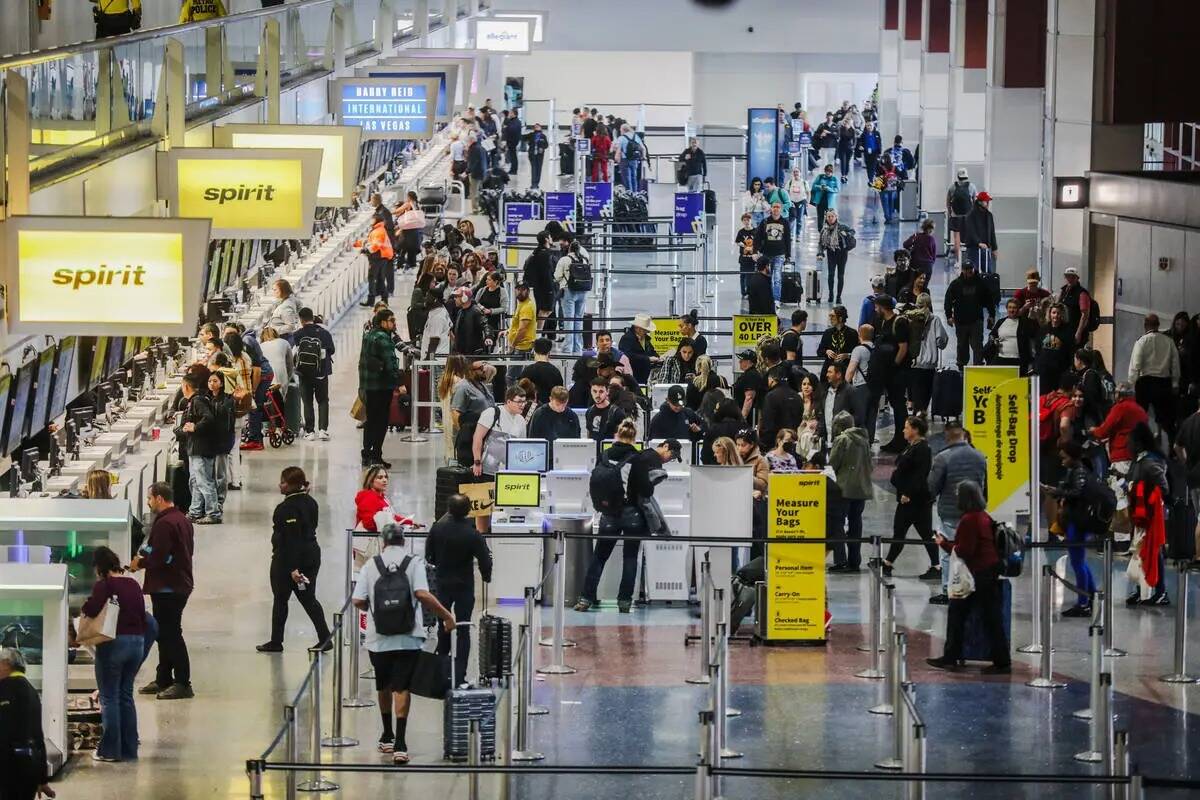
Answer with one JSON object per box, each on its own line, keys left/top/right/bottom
{"left": 263, "top": 386, "right": 297, "bottom": 448}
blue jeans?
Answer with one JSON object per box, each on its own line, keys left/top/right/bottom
{"left": 1066, "top": 523, "right": 1096, "bottom": 608}
{"left": 770, "top": 255, "right": 786, "bottom": 302}
{"left": 561, "top": 289, "right": 589, "bottom": 354}
{"left": 621, "top": 159, "right": 641, "bottom": 190}
{"left": 789, "top": 202, "right": 806, "bottom": 236}
{"left": 95, "top": 634, "right": 142, "bottom": 760}
{"left": 750, "top": 211, "right": 766, "bottom": 228}
{"left": 881, "top": 190, "right": 898, "bottom": 221}
{"left": 142, "top": 612, "right": 158, "bottom": 665}
{"left": 582, "top": 506, "right": 646, "bottom": 603}
{"left": 246, "top": 377, "right": 270, "bottom": 442}
{"left": 833, "top": 498, "right": 867, "bottom": 568}
{"left": 187, "top": 455, "right": 219, "bottom": 518}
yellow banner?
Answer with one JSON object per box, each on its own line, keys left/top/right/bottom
{"left": 963, "top": 366, "right": 1031, "bottom": 517}
{"left": 766, "top": 472, "right": 826, "bottom": 641}
{"left": 732, "top": 314, "right": 778, "bottom": 351}
{"left": 649, "top": 317, "right": 682, "bottom": 354}
{"left": 17, "top": 230, "right": 185, "bottom": 325}
{"left": 176, "top": 157, "right": 304, "bottom": 232}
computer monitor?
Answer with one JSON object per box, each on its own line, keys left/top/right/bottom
{"left": 505, "top": 439, "right": 549, "bottom": 473}
{"left": 28, "top": 348, "right": 56, "bottom": 436}
{"left": 4, "top": 362, "right": 34, "bottom": 457}
{"left": 69, "top": 407, "right": 93, "bottom": 435}
{"left": 88, "top": 337, "right": 109, "bottom": 387}
{"left": 20, "top": 447, "right": 39, "bottom": 483}
{"left": 493, "top": 471, "right": 542, "bottom": 508}
{"left": 49, "top": 336, "right": 77, "bottom": 425}
{"left": 0, "top": 376, "right": 11, "bottom": 457}
{"left": 93, "top": 382, "right": 110, "bottom": 418}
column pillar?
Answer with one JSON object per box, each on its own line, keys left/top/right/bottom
{"left": 898, "top": 0, "right": 923, "bottom": 146}
{"left": 919, "top": 0, "right": 951, "bottom": 217}
{"left": 1040, "top": 0, "right": 1142, "bottom": 278}
{"left": 984, "top": 0, "right": 1045, "bottom": 282}
{"left": 949, "top": 0, "right": 987, "bottom": 186}
{"left": 878, "top": 0, "right": 900, "bottom": 142}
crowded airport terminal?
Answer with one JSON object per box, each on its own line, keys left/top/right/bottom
{"left": 0, "top": 0, "right": 1198, "bottom": 798}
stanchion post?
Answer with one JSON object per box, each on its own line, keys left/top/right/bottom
{"left": 1113, "top": 729, "right": 1130, "bottom": 800}
{"left": 1103, "top": 538, "right": 1126, "bottom": 658}
{"left": 321, "top": 614, "right": 357, "bottom": 747}
{"left": 869, "top": 584, "right": 898, "bottom": 713}
{"left": 695, "top": 710, "right": 713, "bottom": 800}
{"left": 874, "top": 631, "right": 906, "bottom": 770}
{"left": 537, "top": 529, "right": 576, "bottom": 675}
{"left": 1073, "top": 624, "right": 1102, "bottom": 723}
{"left": 713, "top": 586, "right": 741, "bottom": 717}
{"left": 284, "top": 703, "right": 298, "bottom": 800}
{"left": 713, "top": 618, "right": 742, "bottom": 759}
{"left": 497, "top": 674, "right": 513, "bottom": 800}
{"left": 1020, "top": 374, "right": 1044, "bottom": 655}
{"left": 523, "top": 588, "right": 549, "bottom": 712}
{"left": 468, "top": 719, "right": 481, "bottom": 800}
{"left": 686, "top": 558, "right": 713, "bottom": 685}
{"left": 247, "top": 760, "right": 264, "bottom": 799}
{"left": 512, "top": 624, "right": 544, "bottom": 762}
{"left": 856, "top": 558, "right": 885, "bottom": 679}
{"left": 905, "top": 709, "right": 926, "bottom": 800}
{"left": 398, "top": 365, "right": 428, "bottom": 442}
{"left": 343, "top": 602, "right": 371, "bottom": 708}
{"left": 1160, "top": 562, "right": 1198, "bottom": 684}
{"left": 1026, "top": 566, "right": 1067, "bottom": 689}
{"left": 296, "top": 648, "right": 338, "bottom": 793}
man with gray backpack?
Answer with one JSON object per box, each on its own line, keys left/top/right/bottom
{"left": 352, "top": 523, "right": 455, "bottom": 763}
{"left": 293, "top": 308, "right": 335, "bottom": 441}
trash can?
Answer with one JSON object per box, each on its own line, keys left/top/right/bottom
{"left": 540, "top": 514, "right": 594, "bottom": 608}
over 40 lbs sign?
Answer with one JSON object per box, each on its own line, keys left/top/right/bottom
{"left": 732, "top": 314, "right": 778, "bottom": 350}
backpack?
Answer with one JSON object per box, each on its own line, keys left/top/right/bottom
{"left": 991, "top": 519, "right": 1024, "bottom": 577}
{"left": 1081, "top": 469, "right": 1118, "bottom": 532}
{"left": 372, "top": 554, "right": 417, "bottom": 635}
{"left": 1038, "top": 393, "right": 1071, "bottom": 442}
{"left": 1084, "top": 290, "right": 1101, "bottom": 333}
{"left": 949, "top": 182, "right": 973, "bottom": 216}
{"left": 841, "top": 225, "right": 857, "bottom": 252}
{"left": 589, "top": 451, "right": 635, "bottom": 514}
{"left": 294, "top": 334, "right": 325, "bottom": 380}
{"left": 624, "top": 136, "right": 644, "bottom": 162}
{"left": 566, "top": 253, "right": 593, "bottom": 292}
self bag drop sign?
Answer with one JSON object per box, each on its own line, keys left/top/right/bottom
{"left": 1, "top": 216, "right": 210, "bottom": 338}
{"left": 963, "top": 366, "right": 1031, "bottom": 520}
{"left": 159, "top": 147, "right": 323, "bottom": 239}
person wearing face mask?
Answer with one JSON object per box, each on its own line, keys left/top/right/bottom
{"left": 257, "top": 467, "right": 331, "bottom": 653}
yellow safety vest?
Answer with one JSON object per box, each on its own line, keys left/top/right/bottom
{"left": 179, "top": 0, "right": 227, "bottom": 23}
{"left": 93, "top": 0, "right": 141, "bottom": 14}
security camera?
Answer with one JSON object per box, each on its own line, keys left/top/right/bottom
{"left": 747, "top": 26, "right": 754, "bottom": 33}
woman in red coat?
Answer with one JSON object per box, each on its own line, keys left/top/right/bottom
{"left": 354, "top": 465, "right": 417, "bottom": 532}
{"left": 591, "top": 124, "right": 613, "bottom": 182}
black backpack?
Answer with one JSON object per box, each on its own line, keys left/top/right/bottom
{"left": 589, "top": 451, "right": 635, "bottom": 514}
{"left": 624, "top": 136, "right": 644, "bottom": 162}
{"left": 372, "top": 554, "right": 417, "bottom": 635}
{"left": 1084, "top": 290, "right": 1101, "bottom": 333}
{"left": 950, "top": 182, "right": 973, "bottom": 216}
{"left": 294, "top": 333, "right": 325, "bottom": 380}
{"left": 841, "top": 224, "right": 857, "bottom": 252}
{"left": 566, "top": 253, "right": 593, "bottom": 292}
{"left": 1081, "top": 469, "right": 1117, "bottom": 532}
{"left": 992, "top": 519, "right": 1024, "bottom": 577}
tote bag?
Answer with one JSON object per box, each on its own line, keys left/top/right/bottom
{"left": 77, "top": 592, "right": 121, "bottom": 647}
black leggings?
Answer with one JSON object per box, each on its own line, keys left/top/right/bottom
{"left": 269, "top": 559, "right": 330, "bottom": 645}
{"left": 885, "top": 501, "right": 938, "bottom": 567}
{"left": 825, "top": 250, "right": 848, "bottom": 302}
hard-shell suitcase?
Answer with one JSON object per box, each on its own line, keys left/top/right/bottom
{"left": 477, "top": 613, "right": 513, "bottom": 681}
{"left": 284, "top": 387, "right": 302, "bottom": 433}
{"left": 559, "top": 142, "right": 574, "bottom": 176}
{"left": 803, "top": 267, "right": 821, "bottom": 304}
{"left": 704, "top": 188, "right": 717, "bottom": 215}
{"left": 393, "top": 368, "right": 432, "bottom": 431}
{"left": 781, "top": 263, "right": 803, "bottom": 305}
{"left": 931, "top": 368, "right": 964, "bottom": 419}
{"left": 961, "top": 578, "right": 1012, "bottom": 662}
{"left": 582, "top": 312, "right": 595, "bottom": 349}
{"left": 443, "top": 622, "right": 497, "bottom": 762}
{"left": 436, "top": 465, "right": 472, "bottom": 519}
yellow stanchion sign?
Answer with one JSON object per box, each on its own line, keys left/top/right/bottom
{"left": 766, "top": 472, "right": 826, "bottom": 642}
{"left": 649, "top": 317, "right": 682, "bottom": 354}
{"left": 963, "top": 366, "right": 1031, "bottom": 519}
{"left": 732, "top": 314, "right": 778, "bottom": 350}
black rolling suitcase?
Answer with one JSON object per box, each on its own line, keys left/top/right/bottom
{"left": 704, "top": 188, "right": 717, "bottom": 215}
{"left": 477, "top": 585, "right": 513, "bottom": 681}
{"left": 582, "top": 312, "right": 595, "bottom": 349}
{"left": 931, "top": 367, "right": 964, "bottom": 419}
{"left": 443, "top": 622, "right": 497, "bottom": 762}
{"left": 559, "top": 142, "right": 574, "bottom": 176}
{"left": 976, "top": 247, "right": 1001, "bottom": 317}
{"left": 436, "top": 465, "right": 472, "bottom": 519}
{"left": 780, "top": 262, "right": 803, "bottom": 305}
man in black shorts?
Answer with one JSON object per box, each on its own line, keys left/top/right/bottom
{"left": 352, "top": 524, "right": 455, "bottom": 763}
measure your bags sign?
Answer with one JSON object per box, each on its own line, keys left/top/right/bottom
{"left": 766, "top": 472, "right": 826, "bottom": 642}
{"left": 731, "top": 314, "right": 778, "bottom": 350}
{"left": 963, "top": 366, "right": 1031, "bottom": 521}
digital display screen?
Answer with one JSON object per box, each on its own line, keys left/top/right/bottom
{"left": 493, "top": 471, "right": 541, "bottom": 508}
{"left": 49, "top": 336, "right": 77, "bottom": 425}
{"left": 29, "top": 348, "right": 56, "bottom": 436}
{"left": 365, "top": 70, "right": 448, "bottom": 118}
{"left": 88, "top": 338, "right": 109, "bottom": 387}
{"left": 5, "top": 362, "right": 35, "bottom": 456}
{"left": 0, "top": 376, "right": 12, "bottom": 458}
{"left": 506, "top": 439, "right": 548, "bottom": 473}
{"left": 333, "top": 77, "right": 439, "bottom": 140}
{"left": 105, "top": 337, "right": 126, "bottom": 378}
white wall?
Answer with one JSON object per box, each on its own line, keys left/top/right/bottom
{"left": 492, "top": 0, "right": 880, "bottom": 56}
{"left": 800, "top": 72, "right": 879, "bottom": 121}
{"left": 503, "top": 50, "right": 694, "bottom": 128}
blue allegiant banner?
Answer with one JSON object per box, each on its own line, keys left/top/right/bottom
{"left": 674, "top": 192, "right": 705, "bottom": 235}
{"left": 545, "top": 192, "right": 576, "bottom": 223}
{"left": 747, "top": 107, "right": 779, "bottom": 189}
{"left": 583, "top": 182, "right": 612, "bottom": 221}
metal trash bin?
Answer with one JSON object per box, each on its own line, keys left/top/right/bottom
{"left": 540, "top": 514, "right": 594, "bottom": 608}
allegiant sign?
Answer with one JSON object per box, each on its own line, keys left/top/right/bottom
{"left": 1, "top": 216, "right": 210, "bottom": 338}
{"left": 159, "top": 148, "right": 323, "bottom": 239}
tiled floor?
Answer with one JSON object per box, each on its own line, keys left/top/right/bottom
{"left": 54, "top": 157, "right": 1200, "bottom": 799}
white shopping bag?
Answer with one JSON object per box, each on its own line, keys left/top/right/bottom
{"left": 947, "top": 552, "right": 975, "bottom": 599}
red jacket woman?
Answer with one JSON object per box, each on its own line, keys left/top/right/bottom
{"left": 354, "top": 466, "right": 415, "bottom": 531}
{"left": 591, "top": 129, "right": 613, "bottom": 182}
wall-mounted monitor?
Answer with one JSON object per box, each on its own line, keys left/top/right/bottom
{"left": 0, "top": 376, "right": 12, "bottom": 458}
{"left": 28, "top": 348, "right": 56, "bottom": 437}
{"left": 330, "top": 76, "right": 441, "bottom": 140}
{"left": 104, "top": 337, "right": 126, "bottom": 379}
{"left": 212, "top": 123, "right": 363, "bottom": 207}
{"left": 5, "top": 361, "right": 36, "bottom": 457}
{"left": 357, "top": 64, "right": 459, "bottom": 122}
{"left": 493, "top": 471, "right": 541, "bottom": 508}
{"left": 473, "top": 17, "right": 534, "bottom": 53}
{"left": 492, "top": 10, "right": 547, "bottom": 42}
{"left": 505, "top": 439, "right": 548, "bottom": 474}
{"left": 48, "top": 336, "right": 77, "bottom": 425}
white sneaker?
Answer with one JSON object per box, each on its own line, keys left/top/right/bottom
{"left": 317, "top": 430, "right": 330, "bottom": 441}
{"left": 303, "top": 431, "right": 317, "bottom": 441}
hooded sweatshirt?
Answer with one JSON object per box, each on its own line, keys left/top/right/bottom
{"left": 828, "top": 411, "right": 874, "bottom": 500}
{"left": 647, "top": 402, "right": 707, "bottom": 441}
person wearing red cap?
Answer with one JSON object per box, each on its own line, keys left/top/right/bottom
{"left": 962, "top": 192, "right": 998, "bottom": 270}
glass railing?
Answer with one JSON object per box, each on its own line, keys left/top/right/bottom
{"left": 1, "top": 0, "right": 456, "bottom": 189}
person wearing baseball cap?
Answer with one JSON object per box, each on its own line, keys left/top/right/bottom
{"left": 944, "top": 256, "right": 996, "bottom": 368}
{"left": 962, "top": 189, "right": 998, "bottom": 269}
{"left": 946, "top": 168, "right": 978, "bottom": 262}
{"left": 1057, "top": 266, "right": 1096, "bottom": 346}
{"left": 732, "top": 350, "right": 764, "bottom": 423}
{"left": 859, "top": 275, "right": 887, "bottom": 327}
{"left": 647, "top": 385, "right": 706, "bottom": 442}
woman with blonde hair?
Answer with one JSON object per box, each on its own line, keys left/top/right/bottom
{"left": 711, "top": 436, "right": 743, "bottom": 466}
{"left": 354, "top": 465, "right": 417, "bottom": 532}
{"left": 82, "top": 469, "right": 113, "bottom": 500}
{"left": 438, "top": 356, "right": 471, "bottom": 460}
{"left": 259, "top": 327, "right": 294, "bottom": 397}
{"left": 686, "top": 354, "right": 726, "bottom": 410}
